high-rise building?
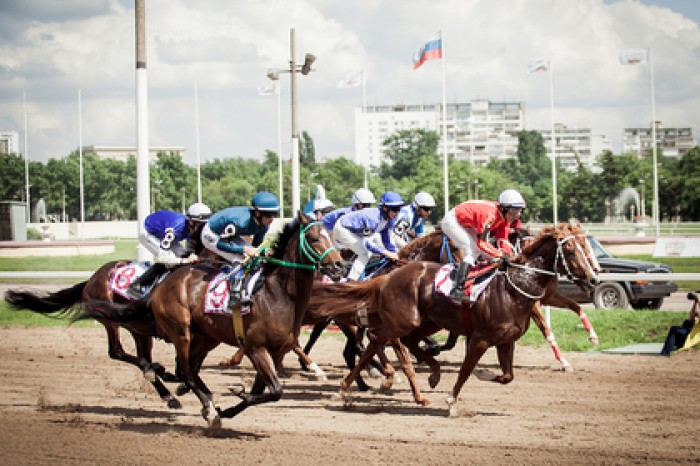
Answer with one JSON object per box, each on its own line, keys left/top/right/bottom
{"left": 78, "top": 145, "right": 185, "bottom": 162}
{"left": 540, "top": 124, "right": 612, "bottom": 171}
{"left": 622, "top": 122, "right": 695, "bottom": 158}
{"left": 0, "top": 130, "right": 20, "bottom": 156}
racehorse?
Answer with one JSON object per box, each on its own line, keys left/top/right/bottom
{"left": 81, "top": 213, "right": 344, "bottom": 427}
{"left": 308, "top": 223, "right": 597, "bottom": 415}
{"left": 3, "top": 260, "right": 183, "bottom": 408}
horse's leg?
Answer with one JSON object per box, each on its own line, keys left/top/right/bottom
{"left": 388, "top": 338, "right": 430, "bottom": 406}
{"left": 219, "top": 348, "right": 282, "bottom": 419}
{"left": 131, "top": 332, "right": 182, "bottom": 409}
{"left": 337, "top": 322, "right": 371, "bottom": 391}
{"left": 375, "top": 344, "right": 396, "bottom": 391}
{"left": 337, "top": 339, "right": 383, "bottom": 403}
{"left": 493, "top": 342, "right": 515, "bottom": 384}
{"left": 300, "top": 319, "right": 330, "bottom": 370}
{"left": 353, "top": 326, "right": 384, "bottom": 377}
{"left": 530, "top": 303, "right": 572, "bottom": 372}
{"left": 545, "top": 291, "right": 599, "bottom": 345}
{"left": 447, "top": 338, "right": 489, "bottom": 417}
{"left": 219, "top": 346, "right": 245, "bottom": 367}
{"left": 292, "top": 342, "right": 327, "bottom": 380}
{"left": 403, "top": 325, "right": 443, "bottom": 388}
{"left": 439, "top": 332, "right": 459, "bottom": 352}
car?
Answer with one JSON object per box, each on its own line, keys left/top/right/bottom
{"left": 556, "top": 236, "right": 678, "bottom": 310}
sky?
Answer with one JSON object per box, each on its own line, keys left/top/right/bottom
{"left": 1, "top": 0, "right": 699, "bottom": 166}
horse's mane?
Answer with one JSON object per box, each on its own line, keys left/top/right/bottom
{"left": 514, "top": 223, "right": 583, "bottom": 263}
{"left": 262, "top": 219, "right": 300, "bottom": 274}
{"left": 398, "top": 230, "right": 441, "bottom": 258}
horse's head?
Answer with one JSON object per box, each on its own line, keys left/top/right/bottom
{"left": 296, "top": 211, "right": 345, "bottom": 281}
{"left": 552, "top": 223, "right": 598, "bottom": 292}
{"left": 399, "top": 230, "right": 463, "bottom": 264}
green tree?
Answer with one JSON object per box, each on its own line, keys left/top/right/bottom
{"left": 379, "top": 129, "right": 440, "bottom": 179}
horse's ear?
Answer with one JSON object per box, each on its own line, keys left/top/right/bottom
{"left": 296, "top": 210, "right": 309, "bottom": 225}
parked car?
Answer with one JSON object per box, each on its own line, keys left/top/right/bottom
{"left": 557, "top": 236, "right": 678, "bottom": 310}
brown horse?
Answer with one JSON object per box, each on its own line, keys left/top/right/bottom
{"left": 308, "top": 223, "right": 597, "bottom": 415}
{"left": 81, "top": 213, "right": 344, "bottom": 427}
{"left": 4, "top": 260, "right": 183, "bottom": 408}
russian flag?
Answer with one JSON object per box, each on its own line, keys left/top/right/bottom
{"left": 413, "top": 31, "right": 442, "bottom": 70}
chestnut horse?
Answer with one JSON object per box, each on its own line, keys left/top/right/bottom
{"left": 309, "top": 224, "right": 597, "bottom": 415}
{"left": 82, "top": 214, "right": 344, "bottom": 427}
{"left": 4, "top": 260, "right": 183, "bottom": 408}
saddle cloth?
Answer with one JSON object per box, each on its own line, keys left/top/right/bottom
{"left": 434, "top": 263, "right": 497, "bottom": 304}
{"left": 203, "top": 268, "right": 263, "bottom": 316}
{"left": 110, "top": 261, "right": 150, "bottom": 299}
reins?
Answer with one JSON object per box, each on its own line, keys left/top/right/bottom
{"left": 259, "top": 221, "right": 336, "bottom": 270}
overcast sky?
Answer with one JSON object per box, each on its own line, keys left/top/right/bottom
{"left": 1, "top": 0, "right": 699, "bottom": 166}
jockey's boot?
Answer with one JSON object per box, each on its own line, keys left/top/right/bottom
{"left": 127, "top": 262, "right": 168, "bottom": 299}
{"left": 228, "top": 265, "right": 252, "bottom": 307}
{"left": 448, "top": 261, "right": 471, "bottom": 301}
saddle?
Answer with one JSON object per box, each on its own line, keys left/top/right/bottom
{"left": 435, "top": 262, "right": 498, "bottom": 304}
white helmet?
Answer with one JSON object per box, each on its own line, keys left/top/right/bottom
{"left": 186, "top": 202, "right": 212, "bottom": 222}
{"left": 413, "top": 192, "right": 436, "bottom": 209}
{"left": 498, "top": 189, "right": 526, "bottom": 208}
{"left": 314, "top": 198, "right": 335, "bottom": 212}
{"left": 351, "top": 188, "right": 376, "bottom": 205}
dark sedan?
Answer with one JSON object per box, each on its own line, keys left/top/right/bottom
{"left": 557, "top": 236, "right": 678, "bottom": 310}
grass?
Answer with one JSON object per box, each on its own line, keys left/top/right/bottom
{"left": 0, "top": 300, "right": 94, "bottom": 328}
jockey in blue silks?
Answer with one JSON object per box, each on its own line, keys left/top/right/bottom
{"left": 127, "top": 202, "right": 212, "bottom": 298}
{"left": 321, "top": 188, "right": 376, "bottom": 233}
{"left": 201, "top": 191, "right": 279, "bottom": 305}
{"left": 332, "top": 191, "right": 405, "bottom": 281}
{"left": 393, "top": 191, "right": 437, "bottom": 249}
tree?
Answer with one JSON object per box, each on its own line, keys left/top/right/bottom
{"left": 300, "top": 131, "right": 316, "bottom": 169}
{"left": 379, "top": 129, "right": 440, "bottom": 179}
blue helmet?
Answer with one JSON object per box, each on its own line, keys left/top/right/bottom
{"left": 251, "top": 191, "right": 280, "bottom": 212}
{"left": 379, "top": 191, "right": 405, "bottom": 207}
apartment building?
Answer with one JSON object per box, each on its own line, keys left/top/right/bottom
{"left": 622, "top": 123, "right": 695, "bottom": 158}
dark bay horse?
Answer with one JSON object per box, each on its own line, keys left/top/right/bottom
{"left": 3, "top": 260, "right": 183, "bottom": 408}
{"left": 308, "top": 224, "right": 597, "bottom": 415}
{"left": 82, "top": 214, "right": 344, "bottom": 427}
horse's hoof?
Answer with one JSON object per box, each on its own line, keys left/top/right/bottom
{"left": 175, "top": 383, "right": 189, "bottom": 396}
{"left": 445, "top": 395, "right": 457, "bottom": 417}
{"left": 166, "top": 396, "right": 182, "bottom": 410}
{"left": 428, "top": 373, "right": 440, "bottom": 389}
{"left": 418, "top": 398, "right": 431, "bottom": 407}
{"left": 218, "top": 358, "right": 233, "bottom": 367}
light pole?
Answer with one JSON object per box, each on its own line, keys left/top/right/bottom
{"left": 267, "top": 28, "right": 315, "bottom": 215}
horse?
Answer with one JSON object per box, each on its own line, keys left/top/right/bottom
{"left": 81, "top": 213, "right": 344, "bottom": 428}
{"left": 3, "top": 260, "right": 183, "bottom": 408}
{"left": 308, "top": 223, "right": 597, "bottom": 415}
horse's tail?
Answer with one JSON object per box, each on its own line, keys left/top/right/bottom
{"left": 78, "top": 298, "right": 151, "bottom": 326}
{"left": 4, "top": 282, "right": 87, "bottom": 318}
{"left": 308, "top": 277, "right": 385, "bottom": 319}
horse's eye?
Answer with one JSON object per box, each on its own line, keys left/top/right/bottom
{"left": 309, "top": 237, "right": 320, "bottom": 243}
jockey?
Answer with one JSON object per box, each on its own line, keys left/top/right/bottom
{"left": 393, "top": 191, "right": 437, "bottom": 249}
{"left": 332, "top": 191, "right": 404, "bottom": 281}
{"left": 321, "top": 188, "right": 376, "bottom": 232}
{"left": 202, "top": 191, "right": 279, "bottom": 305}
{"left": 304, "top": 198, "right": 336, "bottom": 221}
{"left": 441, "top": 189, "right": 526, "bottom": 300}
{"left": 127, "top": 202, "right": 213, "bottom": 298}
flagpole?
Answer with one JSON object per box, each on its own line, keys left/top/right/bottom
{"left": 23, "top": 91, "right": 30, "bottom": 223}
{"left": 549, "top": 58, "right": 557, "bottom": 225}
{"left": 78, "top": 89, "right": 85, "bottom": 228}
{"left": 362, "top": 70, "right": 368, "bottom": 189}
{"left": 276, "top": 81, "right": 285, "bottom": 216}
{"left": 194, "top": 81, "right": 202, "bottom": 203}
{"left": 649, "top": 48, "right": 659, "bottom": 236}
{"left": 441, "top": 30, "right": 449, "bottom": 213}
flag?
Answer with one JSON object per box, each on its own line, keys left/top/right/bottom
{"left": 257, "top": 81, "right": 277, "bottom": 96}
{"left": 620, "top": 49, "right": 649, "bottom": 65}
{"left": 413, "top": 31, "right": 442, "bottom": 70}
{"left": 528, "top": 58, "right": 549, "bottom": 73}
{"left": 337, "top": 70, "right": 364, "bottom": 89}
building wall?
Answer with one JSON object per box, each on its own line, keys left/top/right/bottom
{"left": 79, "top": 146, "right": 185, "bottom": 162}
{"left": 622, "top": 124, "right": 695, "bottom": 157}
{"left": 0, "top": 130, "right": 20, "bottom": 155}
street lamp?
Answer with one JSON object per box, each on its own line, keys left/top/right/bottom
{"left": 266, "top": 28, "right": 316, "bottom": 215}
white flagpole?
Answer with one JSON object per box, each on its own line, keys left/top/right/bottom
{"left": 194, "top": 81, "right": 202, "bottom": 203}
{"left": 23, "top": 91, "right": 30, "bottom": 223}
{"left": 362, "top": 70, "right": 368, "bottom": 189}
{"left": 649, "top": 49, "right": 659, "bottom": 236}
{"left": 78, "top": 89, "right": 85, "bottom": 228}
{"left": 441, "top": 30, "right": 449, "bottom": 213}
{"left": 549, "top": 59, "right": 558, "bottom": 225}
{"left": 276, "top": 81, "right": 284, "bottom": 216}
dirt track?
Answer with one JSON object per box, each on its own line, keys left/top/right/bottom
{"left": 0, "top": 326, "right": 698, "bottom": 465}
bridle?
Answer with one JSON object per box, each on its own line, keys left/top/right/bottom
{"left": 503, "top": 232, "right": 595, "bottom": 300}
{"left": 260, "top": 222, "right": 337, "bottom": 271}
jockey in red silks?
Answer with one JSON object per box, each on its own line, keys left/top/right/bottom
{"left": 440, "top": 189, "right": 526, "bottom": 301}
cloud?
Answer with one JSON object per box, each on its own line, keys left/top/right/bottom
{"left": 0, "top": 0, "right": 698, "bottom": 165}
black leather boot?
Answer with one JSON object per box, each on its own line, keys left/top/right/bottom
{"left": 448, "top": 262, "right": 471, "bottom": 301}
{"left": 127, "top": 263, "right": 167, "bottom": 299}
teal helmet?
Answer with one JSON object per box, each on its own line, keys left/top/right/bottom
{"left": 251, "top": 191, "right": 280, "bottom": 212}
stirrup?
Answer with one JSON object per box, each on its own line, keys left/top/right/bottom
{"left": 448, "top": 286, "right": 468, "bottom": 302}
